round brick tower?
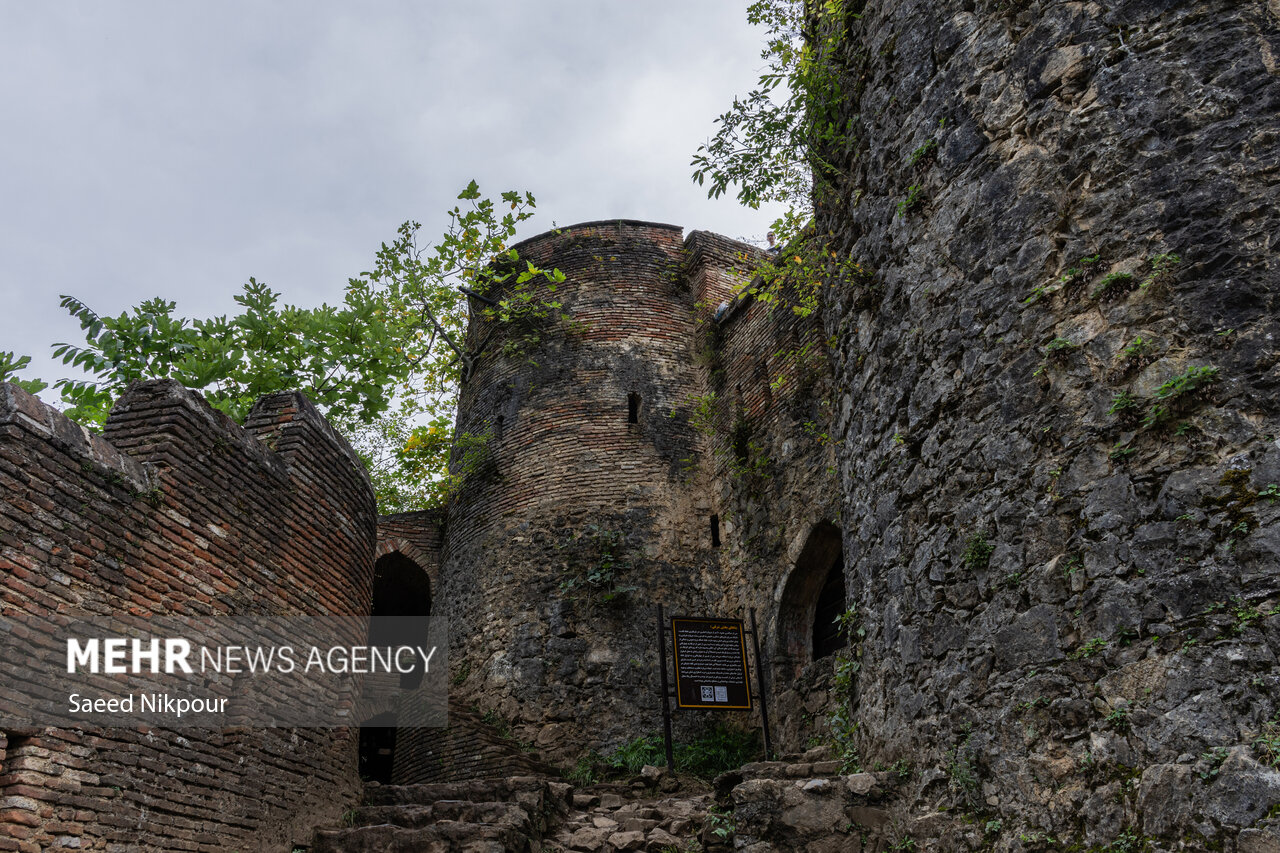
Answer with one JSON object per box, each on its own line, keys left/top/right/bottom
{"left": 437, "top": 220, "right": 727, "bottom": 762}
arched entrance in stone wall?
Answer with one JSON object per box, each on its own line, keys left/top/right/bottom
{"left": 776, "top": 521, "right": 847, "bottom": 677}
{"left": 358, "top": 549, "right": 433, "bottom": 783}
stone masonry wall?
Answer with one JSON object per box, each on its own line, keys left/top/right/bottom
{"left": 816, "top": 1, "right": 1280, "bottom": 849}
{"left": 394, "top": 222, "right": 847, "bottom": 781}
{"left": 682, "top": 232, "right": 844, "bottom": 754}
{"left": 427, "top": 220, "right": 729, "bottom": 769}
{"left": 0, "top": 379, "right": 374, "bottom": 852}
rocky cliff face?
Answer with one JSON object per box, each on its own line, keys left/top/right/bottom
{"left": 817, "top": 0, "right": 1280, "bottom": 848}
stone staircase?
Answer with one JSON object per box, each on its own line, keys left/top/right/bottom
{"left": 543, "top": 782, "right": 712, "bottom": 852}
{"left": 714, "top": 747, "right": 899, "bottom": 853}
{"left": 310, "top": 776, "right": 571, "bottom": 853}
{"left": 305, "top": 748, "right": 902, "bottom": 853}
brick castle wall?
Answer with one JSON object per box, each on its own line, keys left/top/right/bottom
{"left": 391, "top": 221, "right": 843, "bottom": 779}
{"left": 681, "top": 235, "right": 843, "bottom": 751}
{"left": 0, "top": 379, "right": 374, "bottom": 852}
{"left": 422, "top": 220, "right": 731, "bottom": 767}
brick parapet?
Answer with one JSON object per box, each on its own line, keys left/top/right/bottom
{"left": 683, "top": 229, "right": 764, "bottom": 320}
{"left": 0, "top": 379, "right": 373, "bottom": 851}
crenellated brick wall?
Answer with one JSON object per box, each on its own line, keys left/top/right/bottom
{"left": 0, "top": 379, "right": 375, "bottom": 852}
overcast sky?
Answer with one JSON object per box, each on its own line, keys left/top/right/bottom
{"left": 0, "top": 1, "right": 784, "bottom": 394}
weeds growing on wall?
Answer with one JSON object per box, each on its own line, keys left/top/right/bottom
{"left": 946, "top": 732, "right": 982, "bottom": 808}
{"left": 671, "top": 391, "right": 774, "bottom": 482}
{"left": 1256, "top": 716, "right": 1280, "bottom": 767}
{"left": 1141, "top": 253, "right": 1181, "bottom": 290}
{"left": 555, "top": 524, "right": 640, "bottom": 606}
{"left": 827, "top": 605, "right": 864, "bottom": 772}
{"left": 692, "top": 0, "right": 873, "bottom": 318}
{"left": 1090, "top": 270, "right": 1136, "bottom": 301}
{"left": 961, "top": 531, "right": 994, "bottom": 572}
{"left": 1118, "top": 365, "right": 1221, "bottom": 432}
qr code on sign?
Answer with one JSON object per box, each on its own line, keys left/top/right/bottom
{"left": 700, "top": 686, "right": 714, "bottom": 702}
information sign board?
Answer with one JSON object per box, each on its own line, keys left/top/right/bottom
{"left": 670, "top": 616, "right": 752, "bottom": 710}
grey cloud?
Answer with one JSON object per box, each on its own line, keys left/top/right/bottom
{"left": 0, "top": 1, "right": 785, "bottom": 388}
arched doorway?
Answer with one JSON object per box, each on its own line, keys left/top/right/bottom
{"left": 359, "top": 550, "right": 432, "bottom": 782}
{"left": 368, "top": 551, "right": 433, "bottom": 688}
{"left": 776, "top": 521, "right": 847, "bottom": 675}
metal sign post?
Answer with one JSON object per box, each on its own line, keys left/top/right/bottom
{"left": 656, "top": 604, "right": 773, "bottom": 767}
{"left": 656, "top": 604, "right": 675, "bottom": 769}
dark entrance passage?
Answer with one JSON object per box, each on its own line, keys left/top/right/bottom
{"left": 777, "top": 521, "right": 847, "bottom": 674}
{"left": 358, "top": 550, "right": 432, "bottom": 783}
{"left": 359, "top": 711, "right": 397, "bottom": 783}
{"left": 369, "top": 550, "right": 433, "bottom": 688}
{"left": 812, "top": 557, "right": 848, "bottom": 660}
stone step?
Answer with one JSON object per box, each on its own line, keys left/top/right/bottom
{"left": 348, "top": 799, "right": 531, "bottom": 829}
{"left": 546, "top": 793, "right": 712, "bottom": 853}
{"left": 310, "top": 776, "right": 572, "bottom": 852}
{"left": 312, "top": 819, "right": 528, "bottom": 853}
{"left": 735, "top": 758, "right": 846, "bottom": 779}
{"left": 364, "top": 776, "right": 567, "bottom": 809}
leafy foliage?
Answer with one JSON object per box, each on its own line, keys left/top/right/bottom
{"left": 946, "top": 733, "right": 981, "bottom": 806}
{"left": 1105, "top": 706, "right": 1132, "bottom": 733}
{"left": 0, "top": 352, "right": 49, "bottom": 395}
{"left": 829, "top": 605, "right": 864, "bottom": 772}
{"left": 1043, "top": 337, "right": 1078, "bottom": 361}
{"left": 691, "top": 0, "right": 866, "bottom": 318}
{"left": 27, "top": 182, "right": 565, "bottom": 513}
{"left": 556, "top": 524, "right": 639, "bottom": 605}
{"left": 51, "top": 281, "right": 406, "bottom": 427}
{"left": 1119, "top": 336, "right": 1151, "bottom": 361}
{"left": 1108, "top": 391, "right": 1138, "bottom": 417}
{"left": 1256, "top": 716, "right": 1280, "bottom": 768}
{"left": 1090, "top": 270, "right": 1135, "bottom": 301}
{"left": 1141, "top": 253, "right": 1181, "bottom": 289}
{"left": 1071, "top": 637, "right": 1108, "bottom": 660}
{"left": 896, "top": 184, "right": 925, "bottom": 218}
{"left": 961, "top": 531, "right": 994, "bottom": 572}
{"left": 341, "top": 182, "right": 565, "bottom": 509}
{"left": 1152, "top": 365, "right": 1218, "bottom": 401}
{"left": 691, "top": 0, "right": 851, "bottom": 212}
